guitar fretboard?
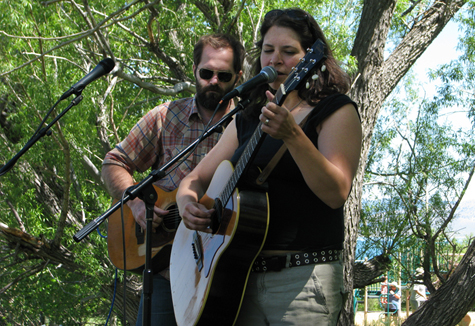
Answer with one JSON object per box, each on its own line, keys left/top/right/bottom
{"left": 217, "top": 79, "right": 290, "bottom": 206}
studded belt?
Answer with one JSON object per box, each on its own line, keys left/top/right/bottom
{"left": 251, "top": 249, "right": 341, "bottom": 273}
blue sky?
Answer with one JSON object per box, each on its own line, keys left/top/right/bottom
{"left": 411, "top": 20, "right": 475, "bottom": 239}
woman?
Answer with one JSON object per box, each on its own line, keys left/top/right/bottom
{"left": 176, "top": 8, "right": 362, "bottom": 326}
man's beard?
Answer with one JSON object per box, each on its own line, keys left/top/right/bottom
{"left": 195, "top": 82, "right": 234, "bottom": 112}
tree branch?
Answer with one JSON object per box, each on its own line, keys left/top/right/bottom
{"left": 114, "top": 69, "right": 195, "bottom": 94}
{"left": 0, "top": 190, "right": 25, "bottom": 232}
{"left": 0, "top": 0, "right": 149, "bottom": 77}
{"left": 382, "top": 0, "right": 468, "bottom": 100}
{"left": 0, "top": 222, "right": 84, "bottom": 272}
{"left": 0, "top": 261, "right": 48, "bottom": 295}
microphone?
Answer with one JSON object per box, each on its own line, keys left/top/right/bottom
{"left": 221, "top": 66, "right": 277, "bottom": 101}
{"left": 60, "top": 58, "right": 115, "bottom": 100}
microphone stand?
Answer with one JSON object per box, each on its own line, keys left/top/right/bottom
{"left": 0, "top": 95, "right": 84, "bottom": 176}
{"left": 73, "top": 97, "right": 250, "bottom": 326}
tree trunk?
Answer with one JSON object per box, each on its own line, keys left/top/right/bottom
{"left": 101, "top": 277, "right": 142, "bottom": 326}
{"left": 0, "top": 223, "right": 84, "bottom": 274}
{"left": 353, "top": 254, "right": 391, "bottom": 289}
{"left": 403, "top": 239, "right": 475, "bottom": 326}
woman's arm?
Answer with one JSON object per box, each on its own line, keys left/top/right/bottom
{"left": 176, "top": 120, "right": 239, "bottom": 232}
{"left": 261, "top": 93, "right": 362, "bottom": 209}
{"left": 290, "top": 103, "right": 362, "bottom": 208}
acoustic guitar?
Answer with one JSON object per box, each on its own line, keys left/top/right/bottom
{"left": 107, "top": 185, "right": 180, "bottom": 274}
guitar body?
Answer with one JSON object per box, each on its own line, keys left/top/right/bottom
{"left": 170, "top": 160, "right": 269, "bottom": 326}
{"left": 107, "top": 185, "right": 180, "bottom": 274}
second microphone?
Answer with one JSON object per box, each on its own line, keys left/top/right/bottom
{"left": 221, "top": 66, "right": 277, "bottom": 101}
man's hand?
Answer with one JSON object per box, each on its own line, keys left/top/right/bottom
{"left": 127, "top": 197, "right": 169, "bottom": 231}
{"left": 102, "top": 164, "right": 169, "bottom": 231}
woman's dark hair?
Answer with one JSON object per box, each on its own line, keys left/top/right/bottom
{"left": 244, "top": 8, "right": 351, "bottom": 118}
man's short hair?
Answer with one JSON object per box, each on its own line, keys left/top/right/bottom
{"left": 193, "top": 34, "right": 245, "bottom": 74}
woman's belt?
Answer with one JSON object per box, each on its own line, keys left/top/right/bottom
{"left": 251, "top": 249, "right": 341, "bottom": 273}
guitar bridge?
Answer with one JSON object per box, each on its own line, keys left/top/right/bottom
{"left": 192, "top": 231, "right": 203, "bottom": 272}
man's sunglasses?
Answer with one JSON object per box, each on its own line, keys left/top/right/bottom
{"left": 199, "top": 68, "right": 233, "bottom": 82}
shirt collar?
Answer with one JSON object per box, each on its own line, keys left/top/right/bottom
{"left": 190, "top": 96, "right": 235, "bottom": 123}
{"left": 186, "top": 97, "right": 200, "bottom": 123}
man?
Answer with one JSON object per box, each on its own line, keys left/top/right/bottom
{"left": 102, "top": 33, "right": 245, "bottom": 326}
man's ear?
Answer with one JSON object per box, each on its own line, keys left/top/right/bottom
{"left": 193, "top": 64, "right": 197, "bottom": 77}
{"left": 234, "top": 70, "right": 243, "bottom": 85}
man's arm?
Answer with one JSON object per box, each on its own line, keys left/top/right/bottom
{"left": 102, "top": 164, "right": 135, "bottom": 199}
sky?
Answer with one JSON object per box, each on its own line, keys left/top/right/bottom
{"left": 410, "top": 20, "right": 475, "bottom": 240}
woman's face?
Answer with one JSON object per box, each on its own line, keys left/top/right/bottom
{"left": 260, "top": 25, "right": 306, "bottom": 91}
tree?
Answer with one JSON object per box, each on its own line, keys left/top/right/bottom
{"left": 358, "top": 80, "right": 475, "bottom": 308}
{"left": 1, "top": 0, "right": 474, "bottom": 324}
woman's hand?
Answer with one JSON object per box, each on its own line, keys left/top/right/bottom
{"left": 259, "top": 91, "right": 299, "bottom": 140}
{"left": 180, "top": 202, "right": 215, "bottom": 233}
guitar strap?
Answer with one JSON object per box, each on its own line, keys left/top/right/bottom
{"left": 256, "top": 111, "right": 312, "bottom": 185}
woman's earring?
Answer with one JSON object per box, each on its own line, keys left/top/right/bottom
{"left": 321, "top": 64, "right": 326, "bottom": 72}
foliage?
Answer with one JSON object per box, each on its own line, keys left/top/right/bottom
{"left": 1, "top": 0, "right": 474, "bottom": 324}
{"left": 0, "top": 0, "right": 365, "bottom": 323}
{"left": 429, "top": 2, "right": 475, "bottom": 124}
{"left": 359, "top": 75, "right": 475, "bottom": 287}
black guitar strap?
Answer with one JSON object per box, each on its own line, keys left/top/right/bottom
{"left": 256, "top": 112, "right": 311, "bottom": 185}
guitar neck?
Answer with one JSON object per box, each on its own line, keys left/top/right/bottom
{"left": 218, "top": 85, "right": 289, "bottom": 206}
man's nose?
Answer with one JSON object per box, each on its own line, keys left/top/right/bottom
{"left": 208, "top": 73, "right": 220, "bottom": 84}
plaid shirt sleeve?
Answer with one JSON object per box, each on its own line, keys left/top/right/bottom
{"left": 103, "top": 98, "right": 224, "bottom": 191}
{"left": 102, "top": 105, "right": 166, "bottom": 174}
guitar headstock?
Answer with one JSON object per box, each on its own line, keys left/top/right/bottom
{"left": 274, "top": 39, "right": 326, "bottom": 106}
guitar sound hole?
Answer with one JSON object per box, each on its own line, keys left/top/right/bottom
{"left": 162, "top": 204, "right": 180, "bottom": 232}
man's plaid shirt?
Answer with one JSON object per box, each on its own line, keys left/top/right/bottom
{"left": 103, "top": 97, "right": 225, "bottom": 191}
